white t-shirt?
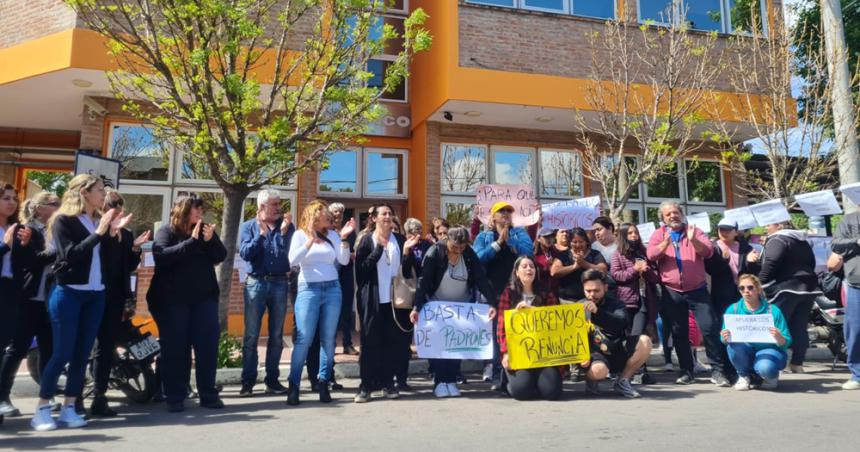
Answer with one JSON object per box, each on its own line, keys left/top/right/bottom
{"left": 592, "top": 241, "right": 617, "bottom": 266}
{"left": 288, "top": 230, "right": 350, "bottom": 283}
{"left": 373, "top": 233, "right": 401, "bottom": 304}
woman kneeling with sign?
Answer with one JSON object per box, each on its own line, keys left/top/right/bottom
{"left": 720, "top": 274, "right": 792, "bottom": 391}
{"left": 497, "top": 256, "right": 562, "bottom": 401}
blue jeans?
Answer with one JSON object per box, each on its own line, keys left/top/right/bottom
{"left": 844, "top": 285, "right": 860, "bottom": 381}
{"left": 242, "top": 277, "right": 289, "bottom": 386}
{"left": 727, "top": 343, "right": 787, "bottom": 380}
{"left": 39, "top": 286, "right": 105, "bottom": 399}
{"left": 288, "top": 280, "right": 341, "bottom": 385}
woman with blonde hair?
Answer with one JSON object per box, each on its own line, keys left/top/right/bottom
{"left": 32, "top": 175, "right": 120, "bottom": 431}
{"left": 148, "top": 193, "right": 226, "bottom": 413}
{"left": 286, "top": 200, "right": 355, "bottom": 405}
{"left": 0, "top": 191, "right": 58, "bottom": 419}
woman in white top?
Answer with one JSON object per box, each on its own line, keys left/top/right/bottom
{"left": 286, "top": 200, "right": 354, "bottom": 405}
{"left": 353, "top": 204, "right": 407, "bottom": 403}
{"left": 591, "top": 216, "right": 618, "bottom": 266}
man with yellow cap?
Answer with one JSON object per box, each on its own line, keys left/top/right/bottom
{"left": 473, "top": 201, "right": 534, "bottom": 390}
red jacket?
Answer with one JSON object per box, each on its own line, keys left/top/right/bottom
{"left": 646, "top": 225, "right": 713, "bottom": 293}
{"left": 496, "top": 287, "right": 558, "bottom": 354}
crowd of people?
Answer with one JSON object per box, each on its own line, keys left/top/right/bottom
{"left": 2, "top": 179, "right": 860, "bottom": 432}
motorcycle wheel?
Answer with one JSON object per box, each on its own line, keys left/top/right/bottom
{"left": 828, "top": 335, "right": 848, "bottom": 363}
{"left": 116, "top": 361, "right": 157, "bottom": 404}
{"left": 26, "top": 349, "right": 41, "bottom": 384}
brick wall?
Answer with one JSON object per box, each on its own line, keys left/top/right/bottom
{"left": 457, "top": 2, "right": 778, "bottom": 94}
{"left": 0, "top": 0, "right": 77, "bottom": 48}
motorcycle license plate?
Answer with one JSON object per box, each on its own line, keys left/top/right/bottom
{"left": 129, "top": 336, "right": 160, "bottom": 360}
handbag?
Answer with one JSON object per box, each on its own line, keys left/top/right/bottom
{"left": 392, "top": 266, "right": 417, "bottom": 310}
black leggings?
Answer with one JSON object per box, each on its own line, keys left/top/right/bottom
{"left": 0, "top": 298, "right": 52, "bottom": 400}
{"left": 92, "top": 298, "right": 125, "bottom": 395}
{"left": 506, "top": 367, "right": 562, "bottom": 401}
{"left": 625, "top": 306, "right": 648, "bottom": 356}
{"left": 773, "top": 293, "right": 816, "bottom": 366}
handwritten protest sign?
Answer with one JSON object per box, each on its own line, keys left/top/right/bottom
{"left": 541, "top": 196, "right": 601, "bottom": 230}
{"left": 722, "top": 206, "right": 758, "bottom": 231}
{"left": 637, "top": 222, "right": 656, "bottom": 244}
{"left": 414, "top": 301, "right": 494, "bottom": 360}
{"left": 749, "top": 200, "right": 791, "bottom": 227}
{"left": 686, "top": 212, "right": 712, "bottom": 234}
{"left": 724, "top": 314, "right": 777, "bottom": 344}
{"left": 504, "top": 304, "right": 591, "bottom": 370}
{"left": 476, "top": 184, "right": 540, "bottom": 227}
{"left": 795, "top": 190, "right": 842, "bottom": 217}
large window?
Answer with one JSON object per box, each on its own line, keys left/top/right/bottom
{"left": 318, "top": 147, "right": 408, "bottom": 198}
{"left": 645, "top": 161, "right": 681, "bottom": 200}
{"left": 466, "top": 0, "right": 615, "bottom": 20}
{"left": 540, "top": 149, "right": 583, "bottom": 198}
{"left": 441, "top": 144, "right": 488, "bottom": 194}
{"left": 491, "top": 146, "right": 534, "bottom": 186}
{"left": 685, "top": 160, "right": 724, "bottom": 204}
{"left": 108, "top": 124, "right": 172, "bottom": 183}
{"left": 120, "top": 187, "right": 170, "bottom": 238}
{"left": 638, "top": 0, "right": 767, "bottom": 34}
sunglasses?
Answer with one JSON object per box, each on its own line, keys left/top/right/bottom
{"left": 738, "top": 285, "right": 756, "bottom": 292}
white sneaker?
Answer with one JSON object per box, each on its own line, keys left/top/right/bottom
{"left": 733, "top": 376, "right": 751, "bottom": 391}
{"left": 57, "top": 404, "right": 87, "bottom": 428}
{"left": 842, "top": 380, "right": 860, "bottom": 390}
{"left": 446, "top": 383, "right": 461, "bottom": 397}
{"left": 786, "top": 364, "right": 804, "bottom": 374}
{"left": 761, "top": 377, "right": 778, "bottom": 390}
{"left": 433, "top": 383, "right": 450, "bottom": 398}
{"left": 30, "top": 405, "right": 57, "bottom": 432}
{"left": 482, "top": 363, "right": 493, "bottom": 382}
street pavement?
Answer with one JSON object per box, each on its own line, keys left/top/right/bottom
{"left": 1, "top": 361, "right": 858, "bottom": 451}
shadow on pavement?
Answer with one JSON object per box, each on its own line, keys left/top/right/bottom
{"left": 0, "top": 433, "right": 123, "bottom": 450}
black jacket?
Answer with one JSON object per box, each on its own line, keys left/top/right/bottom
{"left": 0, "top": 223, "right": 36, "bottom": 293}
{"left": 50, "top": 214, "right": 116, "bottom": 287}
{"left": 590, "top": 293, "right": 628, "bottom": 342}
{"left": 832, "top": 212, "right": 860, "bottom": 288}
{"left": 759, "top": 230, "right": 821, "bottom": 302}
{"left": 21, "top": 222, "right": 56, "bottom": 300}
{"left": 705, "top": 238, "right": 761, "bottom": 311}
{"left": 103, "top": 228, "right": 142, "bottom": 303}
{"left": 147, "top": 225, "right": 227, "bottom": 307}
{"left": 413, "top": 240, "right": 497, "bottom": 312}
{"left": 354, "top": 233, "right": 407, "bottom": 331}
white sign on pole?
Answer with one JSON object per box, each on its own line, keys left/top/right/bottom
{"left": 723, "top": 206, "right": 758, "bottom": 231}
{"left": 795, "top": 190, "right": 842, "bottom": 217}
{"left": 724, "top": 314, "right": 777, "bottom": 344}
{"left": 541, "top": 196, "right": 601, "bottom": 230}
{"left": 143, "top": 252, "right": 155, "bottom": 268}
{"left": 749, "top": 200, "right": 791, "bottom": 227}
{"left": 637, "top": 222, "right": 657, "bottom": 244}
{"left": 840, "top": 182, "right": 860, "bottom": 206}
{"left": 414, "top": 301, "right": 494, "bottom": 360}
{"left": 686, "top": 212, "right": 712, "bottom": 234}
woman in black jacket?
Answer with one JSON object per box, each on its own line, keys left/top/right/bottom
{"left": 408, "top": 227, "right": 497, "bottom": 398}
{"left": 148, "top": 194, "right": 227, "bottom": 412}
{"left": 0, "top": 191, "right": 58, "bottom": 419}
{"left": 759, "top": 221, "right": 821, "bottom": 373}
{"left": 87, "top": 188, "right": 149, "bottom": 417}
{"left": 353, "top": 204, "right": 408, "bottom": 403}
{"left": 705, "top": 218, "right": 762, "bottom": 315}
{"left": 32, "top": 174, "right": 117, "bottom": 432}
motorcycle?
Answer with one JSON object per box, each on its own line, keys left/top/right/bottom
{"left": 809, "top": 294, "right": 846, "bottom": 367}
{"left": 27, "top": 308, "right": 160, "bottom": 404}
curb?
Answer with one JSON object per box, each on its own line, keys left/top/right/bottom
{"left": 214, "top": 345, "right": 839, "bottom": 385}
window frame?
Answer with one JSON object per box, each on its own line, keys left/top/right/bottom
{"left": 441, "top": 195, "right": 478, "bottom": 226}
{"left": 369, "top": 56, "right": 408, "bottom": 103}
{"left": 537, "top": 147, "right": 584, "bottom": 201}
{"left": 637, "top": 0, "right": 768, "bottom": 35}
{"left": 246, "top": 189, "right": 298, "bottom": 221}
{"left": 466, "top": 0, "right": 517, "bottom": 8}
{"left": 439, "top": 142, "right": 490, "bottom": 196}
{"left": 643, "top": 160, "right": 684, "bottom": 203}
{"left": 117, "top": 185, "right": 172, "bottom": 234}
{"left": 682, "top": 158, "right": 726, "bottom": 206}
{"left": 362, "top": 147, "right": 409, "bottom": 199}
{"left": 107, "top": 122, "right": 174, "bottom": 186}
{"left": 723, "top": 0, "right": 769, "bottom": 36}
{"left": 174, "top": 141, "right": 297, "bottom": 190}
{"left": 570, "top": 0, "right": 617, "bottom": 20}
{"left": 317, "top": 147, "right": 364, "bottom": 199}
{"left": 521, "top": 0, "right": 569, "bottom": 15}
{"left": 636, "top": 0, "right": 676, "bottom": 27}
{"left": 489, "top": 145, "right": 537, "bottom": 188}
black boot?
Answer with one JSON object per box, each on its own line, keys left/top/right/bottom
{"left": 286, "top": 383, "right": 300, "bottom": 406}
{"left": 90, "top": 395, "right": 117, "bottom": 417}
{"left": 319, "top": 381, "right": 332, "bottom": 403}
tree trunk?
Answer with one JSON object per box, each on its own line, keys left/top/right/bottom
{"left": 216, "top": 189, "right": 248, "bottom": 332}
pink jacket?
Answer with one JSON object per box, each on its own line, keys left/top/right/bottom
{"left": 646, "top": 225, "right": 714, "bottom": 293}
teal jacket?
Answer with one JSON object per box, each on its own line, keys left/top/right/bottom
{"left": 721, "top": 297, "right": 792, "bottom": 351}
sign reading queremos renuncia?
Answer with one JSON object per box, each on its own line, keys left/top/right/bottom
{"left": 366, "top": 102, "right": 411, "bottom": 138}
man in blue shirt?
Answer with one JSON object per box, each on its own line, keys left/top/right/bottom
{"left": 238, "top": 189, "right": 295, "bottom": 396}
